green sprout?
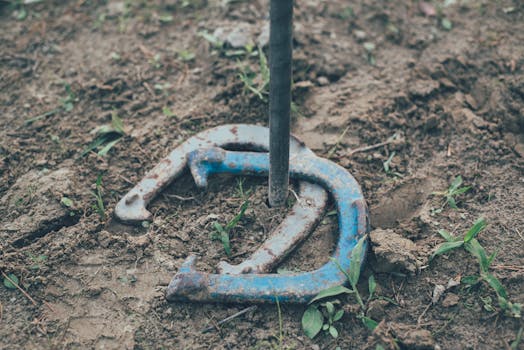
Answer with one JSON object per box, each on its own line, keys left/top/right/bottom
{"left": 431, "top": 218, "right": 521, "bottom": 318}
{"left": 432, "top": 175, "right": 471, "bottom": 210}
{"left": 212, "top": 201, "right": 249, "bottom": 256}
{"left": 302, "top": 235, "right": 385, "bottom": 339}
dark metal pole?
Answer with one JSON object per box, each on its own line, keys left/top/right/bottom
{"left": 268, "top": 0, "right": 293, "bottom": 207}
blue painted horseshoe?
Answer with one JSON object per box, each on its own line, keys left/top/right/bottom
{"left": 166, "top": 147, "right": 369, "bottom": 303}
{"left": 114, "top": 124, "right": 328, "bottom": 274}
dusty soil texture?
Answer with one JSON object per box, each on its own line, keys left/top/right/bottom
{"left": 1, "top": 0, "right": 523, "bottom": 349}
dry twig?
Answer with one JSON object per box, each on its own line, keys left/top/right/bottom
{"left": 201, "top": 306, "right": 257, "bottom": 333}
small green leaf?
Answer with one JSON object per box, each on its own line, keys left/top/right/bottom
{"left": 465, "top": 239, "right": 489, "bottom": 272}
{"left": 97, "top": 139, "right": 120, "bottom": 156}
{"left": 464, "top": 218, "right": 486, "bottom": 243}
{"left": 213, "top": 222, "right": 225, "bottom": 236}
{"left": 325, "top": 301, "right": 335, "bottom": 315}
{"left": 225, "top": 200, "right": 249, "bottom": 231}
{"left": 461, "top": 275, "right": 481, "bottom": 285}
{"left": 438, "top": 229, "right": 457, "bottom": 242}
{"left": 349, "top": 235, "right": 367, "bottom": 287}
{"left": 487, "top": 250, "right": 498, "bottom": 267}
{"left": 441, "top": 18, "right": 453, "bottom": 30}
{"left": 333, "top": 309, "right": 344, "bottom": 322}
{"left": 159, "top": 14, "right": 173, "bottom": 23}
{"left": 360, "top": 315, "right": 378, "bottom": 330}
{"left": 449, "top": 176, "right": 463, "bottom": 192}
{"left": 61, "top": 197, "right": 73, "bottom": 207}
{"left": 363, "top": 42, "right": 375, "bottom": 52}
{"left": 198, "top": 31, "right": 223, "bottom": 48}
{"left": 430, "top": 240, "right": 464, "bottom": 260}
{"left": 447, "top": 196, "right": 457, "bottom": 209}
{"left": 507, "top": 302, "right": 521, "bottom": 319}
{"left": 368, "top": 275, "right": 376, "bottom": 299}
{"left": 482, "top": 273, "right": 507, "bottom": 299}
{"left": 322, "top": 323, "right": 329, "bottom": 330}
{"left": 162, "top": 106, "right": 175, "bottom": 117}
{"left": 452, "top": 186, "right": 471, "bottom": 196}
{"left": 111, "top": 112, "right": 125, "bottom": 135}
{"left": 329, "top": 325, "right": 339, "bottom": 338}
{"left": 3, "top": 274, "right": 19, "bottom": 289}
{"left": 302, "top": 306, "right": 324, "bottom": 339}
{"left": 309, "top": 285, "right": 354, "bottom": 304}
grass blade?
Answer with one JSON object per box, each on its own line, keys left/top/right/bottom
{"left": 430, "top": 241, "right": 463, "bottom": 260}
{"left": 449, "top": 176, "right": 463, "bottom": 192}
{"left": 309, "top": 285, "right": 354, "bottom": 304}
{"left": 225, "top": 200, "right": 249, "bottom": 231}
{"left": 464, "top": 218, "right": 486, "bottom": 243}
{"left": 438, "top": 229, "right": 456, "bottom": 242}
{"left": 348, "top": 235, "right": 367, "bottom": 288}
{"left": 464, "top": 239, "right": 488, "bottom": 272}
{"left": 368, "top": 275, "right": 376, "bottom": 300}
{"left": 482, "top": 273, "right": 507, "bottom": 299}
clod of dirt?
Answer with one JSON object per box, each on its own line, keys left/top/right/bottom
{"left": 441, "top": 293, "right": 460, "bottom": 308}
{"left": 369, "top": 229, "right": 420, "bottom": 274}
{"left": 213, "top": 23, "right": 255, "bottom": 48}
{"left": 0, "top": 167, "right": 77, "bottom": 247}
{"left": 367, "top": 299, "right": 389, "bottom": 321}
{"left": 451, "top": 107, "right": 490, "bottom": 132}
{"left": 392, "top": 324, "right": 435, "bottom": 350}
{"left": 370, "top": 178, "right": 431, "bottom": 229}
{"left": 365, "top": 320, "right": 396, "bottom": 350}
{"left": 408, "top": 79, "right": 439, "bottom": 98}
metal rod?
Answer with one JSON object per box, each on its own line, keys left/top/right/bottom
{"left": 268, "top": 0, "right": 293, "bottom": 207}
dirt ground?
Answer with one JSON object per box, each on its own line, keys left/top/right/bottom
{"left": 1, "top": 0, "right": 523, "bottom": 349}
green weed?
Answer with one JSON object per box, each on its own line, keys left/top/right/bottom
{"left": 92, "top": 175, "right": 106, "bottom": 220}
{"left": 431, "top": 218, "right": 521, "bottom": 318}
{"left": 212, "top": 201, "right": 249, "bottom": 256}
{"left": 382, "top": 152, "right": 402, "bottom": 177}
{"left": 238, "top": 47, "right": 270, "bottom": 101}
{"left": 302, "top": 235, "right": 384, "bottom": 339}
{"left": 432, "top": 175, "right": 471, "bottom": 211}
{"left": 82, "top": 112, "right": 125, "bottom": 157}
{"left": 3, "top": 273, "right": 19, "bottom": 290}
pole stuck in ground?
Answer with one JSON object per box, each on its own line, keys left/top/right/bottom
{"left": 268, "top": 0, "right": 293, "bottom": 207}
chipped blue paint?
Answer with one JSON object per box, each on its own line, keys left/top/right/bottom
{"left": 166, "top": 147, "right": 369, "bottom": 304}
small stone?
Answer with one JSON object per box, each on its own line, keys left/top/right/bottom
{"left": 353, "top": 30, "right": 367, "bottom": 41}
{"left": 442, "top": 293, "right": 460, "bottom": 307}
{"left": 317, "top": 76, "right": 329, "bottom": 86}
{"left": 432, "top": 284, "right": 446, "bottom": 304}
{"left": 370, "top": 229, "right": 419, "bottom": 274}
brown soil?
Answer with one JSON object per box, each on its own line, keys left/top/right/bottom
{"left": 1, "top": 1, "right": 523, "bottom": 349}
